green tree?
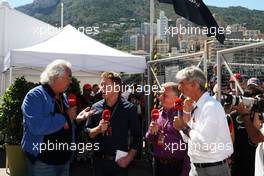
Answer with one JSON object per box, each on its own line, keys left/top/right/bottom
{"left": 0, "top": 77, "right": 35, "bottom": 145}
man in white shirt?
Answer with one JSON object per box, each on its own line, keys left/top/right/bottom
{"left": 173, "top": 66, "right": 233, "bottom": 176}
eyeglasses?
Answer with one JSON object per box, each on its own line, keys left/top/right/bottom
{"left": 109, "top": 72, "right": 119, "bottom": 77}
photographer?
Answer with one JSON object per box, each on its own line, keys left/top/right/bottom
{"left": 236, "top": 103, "right": 264, "bottom": 143}
{"left": 232, "top": 78, "right": 264, "bottom": 176}
{"left": 236, "top": 101, "right": 264, "bottom": 176}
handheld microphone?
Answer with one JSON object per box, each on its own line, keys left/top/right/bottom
{"left": 64, "top": 93, "right": 77, "bottom": 130}
{"left": 102, "top": 109, "right": 111, "bottom": 136}
{"left": 151, "top": 109, "right": 160, "bottom": 121}
{"left": 102, "top": 109, "right": 111, "bottom": 121}
{"left": 174, "top": 98, "right": 183, "bottom": 117}
{"left": 151, "top": 109, "right": 159, "bottom": 135}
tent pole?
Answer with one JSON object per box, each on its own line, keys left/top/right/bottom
{"left": 203, "top": 40, "right": 208, "bottom": 85}
{"left": 147, "top": 62, "right": 151, "bottom": 127}
{"left": 61, "top": 1, "right": 64, "bottom": 28}
{"left": 1, "top": 4, "right": 7, "bottom": 92}
{"left": 148, "top": 0, "right": 154, "bottom": 120}
{"left": 150, "top": 0, "right": 154, "bottom": 58}
{"left": 0, "top": 73, "right": 4, "bottom": 95}
{"left": 216, "top": 53, "right": 222, "bottom": 101}
{"left": 9, "top": 67, "right": 12, "bottom": 87}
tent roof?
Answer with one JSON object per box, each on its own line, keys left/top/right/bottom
{"left": 6, "top": 25, "right": 146, "bottom": 73}
{"left": 0, "top": 2, "right": 58, "bottom": 58}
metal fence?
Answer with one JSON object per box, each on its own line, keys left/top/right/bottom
{"left": 216, "top": 41, "right": 264, "bottom": 100}
{"left": 146, "top": 51, "right": 207, "bottom": 124}
{"left": 146, "top": 40, "right": 264, "bottom": 122}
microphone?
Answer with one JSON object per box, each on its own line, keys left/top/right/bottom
{"left": 102, "top": 109, "right": 111, "bottom": 136}
{"left": 151, "top": 109, "right": 159, "bottom": 135}
{"left": 68, "top": 93, "right": 77, "bottom": 107}
{"left": 174, "top": 98, "right": 183, "bottom": 117}
{"left": 102, "top": 109, "right": 111, "bottom": 121}
{"left": 64, "top": 93, "right": 77, "bottom": 130}
{"left": 151, "top": 109, "right": 160, "bottom": 121}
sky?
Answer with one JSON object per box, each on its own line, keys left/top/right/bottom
{"left": 203, "top": 0, "right": 263, "bottom": 11}
{"left": 5, "top": 0, "right": 264, "bottom": 11}
{"left": 6, "top": 0, "right": 33, "bottom": 7}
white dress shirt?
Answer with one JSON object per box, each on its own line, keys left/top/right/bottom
{"left": 181, "top": 92, "right": 233, "bottom": 163}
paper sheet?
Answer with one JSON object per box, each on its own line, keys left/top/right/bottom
{"left": 115, "top": 150, "right": 128, "bottom": 162}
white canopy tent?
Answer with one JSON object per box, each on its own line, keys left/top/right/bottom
{"left": 0, "top": 1, "right": 59, "bottom": 93}
{"left": 0, "top": 1, "right": 58, "bottom": 64}
{"left": 3, "top": 25, "right": 146, "bottom": 90}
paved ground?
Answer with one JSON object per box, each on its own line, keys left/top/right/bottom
{"left": 0, "top": 168, "right": 7, "bottom": 176}
{"left": 70, "top": 159, "right": 152, "bottom": 176}
{"left": 1, "top": 147, "right": 153, "bottom": 176}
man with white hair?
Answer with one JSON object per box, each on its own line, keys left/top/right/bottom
{"left": 21, "top": 59, "right": 94, "bottom": 176}
{"left": 173, "top": 66, "right": 233, "bottom": 176}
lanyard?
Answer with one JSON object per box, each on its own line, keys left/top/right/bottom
{"left": 161, "top": 119, "right": 169, "bottom": 131}
{"left": 191, "top": 106, "right": 198, "bottom": 116}
{"left": 55, "top": 96, "right": 64, "bottom": 113}
{"left": 160, "top": 111, "right": 173, "bottom": 133}
{"left": 110, "top": 102, "right": 119, "bottom": 120}
{"left": 104, "top": 100, "right": 119, "bottom": 120}
{"left": 161, "top": 109, "right": 178, "bottom": 132}
{"left": 191, "top": 106, "right": 198, "bottom": 122}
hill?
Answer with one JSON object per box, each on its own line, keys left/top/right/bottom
{"left": 16, "top": 0, "right": 264, "bottom": 47}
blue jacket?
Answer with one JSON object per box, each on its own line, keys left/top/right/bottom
{"left": 21, "top": 85, "right": 75, "bottom": 157}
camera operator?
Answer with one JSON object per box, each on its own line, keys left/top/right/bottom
{"left": 231, "top": 78, "right": 264, "bottom": 176}
{"left": 235, "top": 100, "right": 264, "bottom": 176}
{"left": 236, "top": 101, "right": 264, "bottom": 143}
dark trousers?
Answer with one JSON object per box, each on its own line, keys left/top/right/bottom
{"left": 94, "top": 158, "right": 128, "bottom": 176}
{"left": 155, "top": 158, "right": 183, "bottom": 176}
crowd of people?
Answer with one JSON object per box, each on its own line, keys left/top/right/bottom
{"left": 208, "top": 67, "right": 264, "bottom": 176}
{"left": 20, "top": 59, "right": 264, "bottom": 176}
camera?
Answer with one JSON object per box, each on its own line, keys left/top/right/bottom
{"left": 221, "top": 93, "right": 264, "bottom": 114}
{"left": 221, "top": 93, "right": 255, "bottom": 107}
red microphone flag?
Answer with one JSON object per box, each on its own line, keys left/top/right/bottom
{"left": 68, "top": 93, "right": 77, "bottom": 107}
{"left": 64, "top": 93, "right": 76, "bottom": 130}
{"left": 151, "top": 109, "right": 160, "bottom": 121}
{"left": 174, "top": 98, "right": 183, "bottom": 111}
{"left": 102, "top": 109, "right": 111, "bottom": 121}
